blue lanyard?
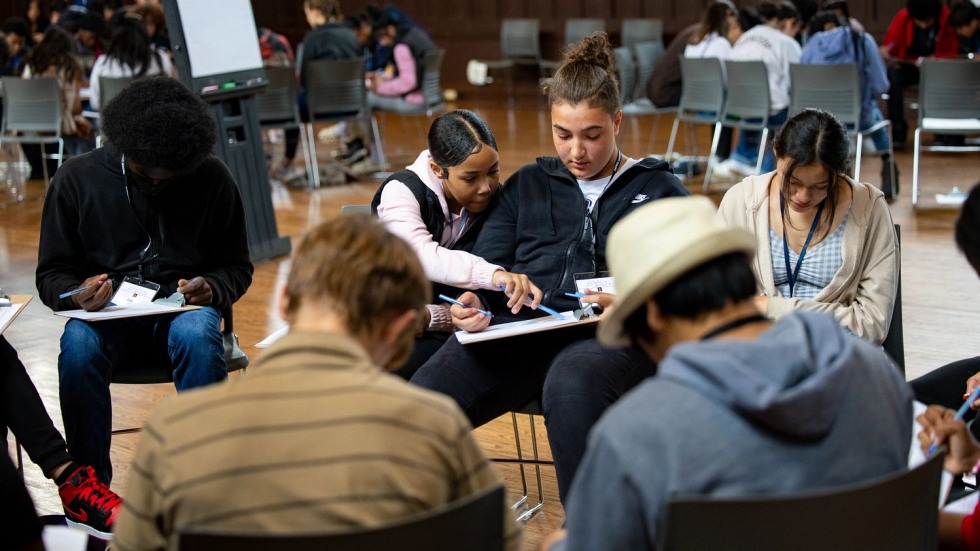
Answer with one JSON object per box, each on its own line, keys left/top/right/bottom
{"left": 780, "top": 193, "right": 825, "bottom": 298}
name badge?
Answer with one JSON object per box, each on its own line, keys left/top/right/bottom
{"left": 573, "top": 272, "right": 617, "bottom": 296}
{"left": 111, "top": 276, "right": 161, "bottom": 305}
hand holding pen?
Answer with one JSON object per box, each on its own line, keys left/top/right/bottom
{"left": 63, "top": 274, "right": 112, "bottom": 312}
{"left": 490, "top": 270, "right": 541, "bottom": 314}
{"left": 444, "top": 292, "right": 493, "bottom": 333}
{"left": 499, "top": 285, "right": 565, "bottom": 319}
{"left": 918, "top": 404, "right": 980, "bottom": 475}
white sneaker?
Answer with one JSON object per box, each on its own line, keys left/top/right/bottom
{"left": 711, "top": 159, "right": 736, "bottom": 179}
{"left": 727, "top": 158, "right": 758, "bottom": 176}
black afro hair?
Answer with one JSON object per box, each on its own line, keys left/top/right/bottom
{"left": 101, "top": 76, "right": 218, "bottom": 171}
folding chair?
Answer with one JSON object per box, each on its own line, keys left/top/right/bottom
{"left": 180, "top": 485, "right": 505, "bottom": 551}
{"left": 479, "top": 19, "right": 543, "bottom": 101}
{"left": 540, "top": 18, "right": 606, "bottom": 73}
{"left": 659, "top": 450, "right": 944, "bottom": 551}
{"left": 304, "top": 57, "right": 386, "bottom": 187}
{"left": 489, "top": 400, "right": 552, "bottom": 522}
{"left": 707, "top": 60, "right": 773, "bottom": 192}
{"left": 0, "top": 76, "right": 65, "bottom": 187}
{"left": 788, "top": 63, "right": 895, "bottom": 191}
{"left": 94, "top": 76, "right": 136, "bottom": 148}
{"left": 912, "top": 59, "right": 980, "bottom": 207}
{"left": 620, "top": 18, "right": 663, "bottom": 50}
{"left": 255, "top": 66, "right": 314, "bottom": 188}
{"left": 665, "top": 57, "right": 726, "bottom": 184}
{"left": 621, "top": 41, "right": 675, "bottom": 155}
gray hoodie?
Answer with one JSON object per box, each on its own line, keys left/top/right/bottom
{"left": 559, "top": 311, "right": 912, "bottom": 551}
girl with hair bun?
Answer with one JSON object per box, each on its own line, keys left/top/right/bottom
{"left": 718, "top": 108, "right": 899, "bottom": 344}
{"left": 372, "top": 109, "right": 540, "bottom": 378}
{"left": 415, "top": 31, "right": 689, "bottom": 505}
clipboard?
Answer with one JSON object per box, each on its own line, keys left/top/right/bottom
{"left": 456, "top": 311, "right": 600, "bottom": 345}
{"left": 0, "top": 295, "right": 32, "bottom": 335}
{"left": 54, "top": 302, "right": 201, "bottom": 322}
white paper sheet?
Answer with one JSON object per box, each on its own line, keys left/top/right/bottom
{"left": 456, "top": 311, "right": 600, "bottom": 344}
{"left": 256, "top": 325, "right": 289, "bottom": 348}
{"left": 0, "top": 301, "right": 26, "bottom": 334}
{"left": 54, "top": 302, "right": 199, "bottom": 321}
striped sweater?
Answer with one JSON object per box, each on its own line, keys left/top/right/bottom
{"left": 113, "top": 331, "right": 520, "bottom": 550}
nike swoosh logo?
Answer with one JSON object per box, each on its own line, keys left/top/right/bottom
{"left": 66, "top": 505, "right": 89, "bottom": 523}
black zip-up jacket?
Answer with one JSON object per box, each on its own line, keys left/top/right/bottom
{"left": 36, "top": 147, "right": 253, "bottom": 312}
{"left": 472, "top": 155, "right": 688, "bottom": 319}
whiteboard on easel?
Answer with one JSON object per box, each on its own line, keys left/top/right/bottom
{"left": 175, "top": 0, "right": 263, "bottom": 79}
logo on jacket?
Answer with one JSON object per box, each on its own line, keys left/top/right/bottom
{"left": 631, "top": 194, "right": 650, "bottom": 204}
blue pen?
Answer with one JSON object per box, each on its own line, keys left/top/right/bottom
{"left": 565, "top": 292, "right": 586, "bottom": 298}
{"left": 927, "top": 385, "right": 980, "bottom": 455}
{"left": 59, "top": 284, "right": 95, "bottom": 299}
{"left": 498, "top": 285, "right": 566, "bottom": 320}
{"left": 437, "top": 294, "right": 494, "bottom": 318}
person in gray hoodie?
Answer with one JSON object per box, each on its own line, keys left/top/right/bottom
{"left": 543, "top": 196, "right": 913, "bottom": 551}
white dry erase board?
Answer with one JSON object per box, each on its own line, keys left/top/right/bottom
{"left": 164, "top": 0, "right": 267, "bottom": 97}
{"left": 176, "top": 0, "right": 263, "bottom": 79}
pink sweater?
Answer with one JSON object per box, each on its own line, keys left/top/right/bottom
{"left": 375, "top": 43, "right": 424, "bottom": 105}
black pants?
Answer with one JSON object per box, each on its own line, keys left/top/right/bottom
{"left": 1, "top": 335, "right": 72, "bottom": 477}
{"left": 910, "top": 356, "right": 980, "bottom": 440}
{"left": 886, "top": 64, "right": 919, "bottom": 145}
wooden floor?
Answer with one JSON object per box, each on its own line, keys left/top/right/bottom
{"left": 2, "top": 84, "right": 979, "bottom": 549}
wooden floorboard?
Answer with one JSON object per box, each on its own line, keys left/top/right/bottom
{"left": 2, "top": 86, "right": 979, "bottom": 549}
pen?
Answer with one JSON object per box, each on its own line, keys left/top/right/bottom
{"left": 928, "top": 386, "right": 980, "bottom": 455}
{"left": 498, "top": 286, "right": 566, "bottom": 320}
{"left": 565, "top": 292, "right": 586, "bottom": 298}
{"left": 437, "top": 294, "right": 494, "bottom": 318}
{"left": 59, "top": 284, "right": 95, "bottom": 299}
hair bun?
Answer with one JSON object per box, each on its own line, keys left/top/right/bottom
{"left": 563, "top": 32, "right": 615, "bottom": 75}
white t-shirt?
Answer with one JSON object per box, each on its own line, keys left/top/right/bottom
{"left": 728, "top": 24, "right": 801, "bottom": 112}
{"left": 684, "top": 32, "right": 733, "bottom": 60}
{"left": 579, "top": 176, "right": 612, "bottom": 213}
{"left": 88, "top": 48, "right": 175, "bottom": 110}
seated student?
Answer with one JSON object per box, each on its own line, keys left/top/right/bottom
{"left": 372, "top": 109, "right": 539, "bottom": 377}
{"left": 2, "top": 17, "right": 30, "bottom": 75}
{"left": 684, "top": 2, "right": 739, "bottom": 162}
{"left": 880, "top": 0, "right": 959, "bottom": 148}
{"left": 366, "top": 9, "right": 436, "bottom": 113}
{"left": 950, "top": 0, "right": 980, "bottom": 55}
{"left": 411, "top": 32, "right": 688, "bottom": 505}
{"left": 912, "top": 183, "right": 980, "bottom": 441}
{"left": 718, "top": 108, "right": 899, "bottom": 345}
{"left": 1, "top": 334, "right": 121, "bottom": 539}
{"left": 88, "top": 14, "right": 175, "bottom": 111}
{"left": 112, "top": 215, "right": 521, "bottom": 551}
{"left": 22, "top": 27, "right": 93, "bottom": 155}
{"left": 714, "top": 0, "right": 802, "bottom": 178}
{"left": 801, "top": 9, "right": 898, "bottom": 200}
{"left": 823, "top": 0, "right": 867, "bottom": 33}
{"left": 35, "top": 76, "right": 254, "bottom": 491}
{"left": 543, "top": 196, "right": 913, "bottom": 551}
{"left": 918, "top": 403, "right": 980, "bottom": 550}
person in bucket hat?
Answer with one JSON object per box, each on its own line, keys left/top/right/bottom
{"left": 544, "top": 196, "right": 912, "bottom": 551}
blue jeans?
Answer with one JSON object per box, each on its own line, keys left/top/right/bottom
{"left": 730, "top": 109, "right": 789, "bottom": 172}
{"left": 860, "top": 104, "right": 891, "bottom": 153}
{"left": 59, "top": 307, "right": 225, "bottom": 483}
{"left": 542, "top": 340, "right": 657, "bottom": 503}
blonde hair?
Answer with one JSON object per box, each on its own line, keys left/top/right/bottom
{"left": 285, "top": 214, "right": 429, "bottom": 341}
{"left": 540, "top": 31, "right": 620, "bottom": 115}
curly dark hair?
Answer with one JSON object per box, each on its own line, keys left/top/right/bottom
{"left": 101, "top": 76, "right": 218, "bottom": 171}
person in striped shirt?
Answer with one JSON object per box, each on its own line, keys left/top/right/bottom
{"left": 113, "top": 214, "right": 520, "bottom": 550}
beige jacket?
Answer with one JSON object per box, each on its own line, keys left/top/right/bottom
{"left": 718, "top": 173, "right": 898, "bottom": 344}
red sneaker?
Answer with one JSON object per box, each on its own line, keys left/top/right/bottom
{"left": 58, "top": 466, "right": 122, "bottom": 540}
